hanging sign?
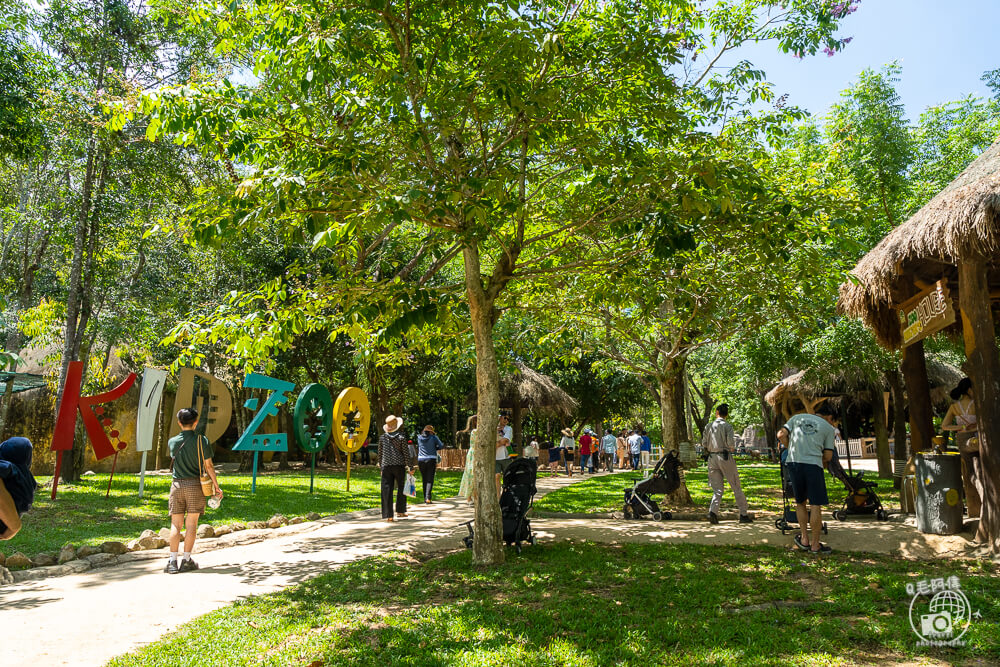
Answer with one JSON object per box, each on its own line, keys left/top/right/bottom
{"left": 898, "top": 280, "right": 955, "bottom": 347}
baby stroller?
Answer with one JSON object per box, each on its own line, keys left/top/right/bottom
{"left": 462, "top": 457, "right": 538, "bottom": 554}
{"left": 826, "top": 448, "right": 888, "bottom": 521}
{"left": 622, "top": 450, "right": 681, "bottom": 520}
{"left": 775, "top": 448, "right": 828, "bottom": 535}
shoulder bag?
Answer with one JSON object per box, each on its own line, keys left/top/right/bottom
{"left": 197, "top": 435, "right": 214, "bottom": 497}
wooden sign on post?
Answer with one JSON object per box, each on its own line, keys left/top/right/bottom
{"left": 898, "top": 280, "right": 956, "bottom": 347}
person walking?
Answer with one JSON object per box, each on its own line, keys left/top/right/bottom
{"left": 616, "top": 430, "right": 628, "bottom": 470}
{"left": 416, "top": 425, "right": 444, "bottom": 504}
{"left": 0, "top": 437, "right": 37, "bottom": 540}
{"left": 627, "top": 430, "right": 643, "bottom": 470}
{"left": 601, "top": 428, "right": 617, "bottom": 472}
{"left": 165, "top": 408, "right": 222, "bottom": 574}
{"left": 941, "top": 378, "right": 983, "bottom": 518}
{"left": 378, "top": 414, "right": 414, "bottom": 522}
{"left": 702, "top": 404, "right": 751, "bottom": 525}
{"left": 548, "top": 438, "right": 562, "bottom": 472}
{"left": 778, "top": 403, "right": 838, "bottom": 555}
{"left": 579, "top": 430, "right": 594, "bottom": 474}
{"left": 458, "top": 415, "right": 478, "bottom": 504}
{"left": 559, "top": 428, "right": 576, "bottom": 476}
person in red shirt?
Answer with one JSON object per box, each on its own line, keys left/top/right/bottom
{"left": 579, "top": 430, "right": 595, "bottom": 474}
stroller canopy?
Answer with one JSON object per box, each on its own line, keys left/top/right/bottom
{"left": 634, "top": 451, "right": 681, "bottom": 495}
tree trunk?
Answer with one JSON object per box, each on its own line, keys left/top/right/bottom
{"left": 887, "top": 367, "right": 908, "bottom": 489}
{"left": 958, "top": 257, "right": 1000, "bottom": 550}
{"left": 658, "top": 361, "right": 693, "bottom": 506}
{"left": 464, "top": 245, "right": 504, "bottom": 566}
{"left": 871, "top": 384, "right": 892, "bottom": 479}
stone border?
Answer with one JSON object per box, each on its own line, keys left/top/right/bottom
{"left": 0, "top": 507, "right": 385, "bottom": 586}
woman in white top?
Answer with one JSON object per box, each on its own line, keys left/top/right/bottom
{"left": 458, "top": 416, "right": 478, "bottom": 504}
{"left": 523, "top": 435, "right": 539, "bottom": 462}
{"left": 941, "top": 378, "right": 982, "bottom": 518}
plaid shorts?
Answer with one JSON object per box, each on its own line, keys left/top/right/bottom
{"left": 168, "top": 478, "right": 206, "bottom": 516}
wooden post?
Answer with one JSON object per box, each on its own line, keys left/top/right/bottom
{"left": 511, "top": 401, "right": 523, "bottom": 454}
{"left": 887, "top": 368, "right": 908, "bottom": 488}
{"left": 901, "top": 341, "right": 934, "bottom": 454}
{"left": 958, "top": 257, "right": 1000, "bottom": 550}
{"left": 872, "top": 384, "right": 892, "bottom": 478}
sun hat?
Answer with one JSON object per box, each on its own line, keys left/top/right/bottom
{"left": 423, "top": 425, "right": 435, "bottom": 434}
{"left": 383, "top": 414, "right": 404, "bottom": 433}
{"left": 561, "top": 428, "right": 574, "bottom": 437}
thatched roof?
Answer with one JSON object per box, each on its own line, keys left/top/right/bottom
{"left": 839, "top": 141, "right": 1000, "bottom": 348}
{"left": 467, "top": 362, "right": 578, "bottom": 417}
{"left": 765, "top": 359, "right": 963, "bottom": 410}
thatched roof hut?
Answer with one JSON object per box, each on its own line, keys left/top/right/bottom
{"left": 839, "top": 141, "right": 1000, "bottom": 348}
{"left": 466, "top": 362, "right": 578, "bottom": 446}
{"left": 765, "top": 359, "right": 963, "bottom": 418}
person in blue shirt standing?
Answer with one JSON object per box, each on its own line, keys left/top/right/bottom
{"left": 778, "top": 403, "right": 838, "bottom": 555}
{"left": 627, "top": 430, "right": 643, "bottom": 470}
{"left": 416, "top": 425, "right": 444, "bottom": 504}
{"left": 639, "top": 429, "right": 652, "bottom": 469}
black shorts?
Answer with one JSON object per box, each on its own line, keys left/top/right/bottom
{"left": 786, "top": 462, "right": 828, "bottom": 506}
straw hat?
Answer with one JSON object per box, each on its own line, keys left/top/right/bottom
{"left": 383, "top": 414, "right": 404, "bottom": 434}
{"left": 423, "top": 425, "right": 435, "bottom": 434}
{"left": 560, "top": 428, "right": 574, "bottom": 437}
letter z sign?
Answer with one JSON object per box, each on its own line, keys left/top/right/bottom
{"left": 232, "top": 373, "right": 295, "bottom": 452}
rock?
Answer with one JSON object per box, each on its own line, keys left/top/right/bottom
{"left": 230, "top": 522, "right": 246, "bottom": 532}
{"left": 289, "top": 516, "right": 304, "bottom": 525}
{"left": 58, "top": 545, "right": 77, "bottom": 564}
{"left": 139, "top": 529, "right": 156, "bottom": 539}
{"left": 266, "top": 514, "right": 288, "bottom": 529}
{"left": 213, "top": 525, "right": 232, "bottom": 537}
{"left": 101, "top": 541, "right": 128, "bottom": 556}
{"left": 137, "top": 536, "right": 167, "bottom": 550}
{"left": 31, "top": 552, "right": 57, "bottom": 567}
{"left": 82, "top": 470, "right": 96, "bottom": 476}
{"left": 77, "top": 545, "right": 101, "bottom": 559}
{"left": 158, "top": 527, "right": 171, "bottom": 541}
{"left": 0, "top": 565, "right": 12, "bottom": 585}
{"left": 127, "top": 539, "right": 142, "bottom": 552}
{"left": 5, "top": 552, "right": 31, "bottom": 569}
{"left": 306, "top": 512, "right": 321, "bottom": 521}
{"left": 85, "top": 553, "right": 116, "bottom": 568}
{"left": 247, "top": 521, "right": 267, "bottom": 530}
{"left": 196, "top": 525, "right": 215, "bottom": 539}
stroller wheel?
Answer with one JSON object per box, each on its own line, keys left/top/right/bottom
{"left": 622, "top": 504, "right": 634, "bottom": 520}
{"left": 774, "top": 518, "right": 785, "bottom": 530}
{"left": 516, "top": 544, "right": 522, "bottom": 555}
{"left": 529, "top": 535, "right": 536, "bottom": 545}
{"left": 652, "top": 511, "right": 663, "bottom": 521}
{"left": 834, "top": 510, "right": 847, "bottom": 521}
{"left": 662, "top": 511, "right": 672, "bottom": 520}
{"left": 822, "top": 522, "right": 828, "bottom": 535}
{"left": 462, "top": 536, "right": 472, "bottom": 550}
{"left": 876, "top": 509, "right": 888, "bottom": 521}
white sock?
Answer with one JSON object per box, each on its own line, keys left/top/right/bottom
{"left": 169, "top": 552, "right": 178, "bottom": 562}
{"left": 182, "top": 551, "right": 192, "bottom": 561}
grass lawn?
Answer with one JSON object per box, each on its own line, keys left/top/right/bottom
{"left": 9, "top": 468, "right": 464, "bottom": 558}
{"left": 534, "top": 463, "right": 899, "bottom": 515}
{"left": 106, "top": 541, "right": 999, "bottom": 666}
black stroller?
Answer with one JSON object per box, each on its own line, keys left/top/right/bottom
{"left": 462, "top": 457, "right": 538, "bottom": 554}
{"left": 827, "top": 448, "right": 888, "bottom": 521}
{"left": 775, "top": 448, "right": 828, "bottom": 535}
{"left": 622, "top": 450, "right": 681, "bottom": 520}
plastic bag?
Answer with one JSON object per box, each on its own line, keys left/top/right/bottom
{"left": 404, "top": 472, "right": 417, "bottom": 498}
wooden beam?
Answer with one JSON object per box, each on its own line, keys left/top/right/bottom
{"left": 959, "top": 257, "right": 1000, "bottom": 551}
{"left": 901, "top": 341, "right": 934, "bottom": 455}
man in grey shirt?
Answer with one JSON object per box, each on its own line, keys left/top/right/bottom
{"left": 778, "top": 403, "right": 837, "bottom": 555}
{"left": 701, "top": 404, "right": 750, "bottom": 524}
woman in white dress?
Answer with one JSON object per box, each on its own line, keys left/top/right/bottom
{"left": 458, "top": 415, "right": 478, "bottom": 504}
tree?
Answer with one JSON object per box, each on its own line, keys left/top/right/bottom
{"left": 140, "top": 0, "right": 859, "bottom": 564}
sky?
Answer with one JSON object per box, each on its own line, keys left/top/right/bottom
{"left": 733, "top": 0, "right": 1000, "bottom": 121}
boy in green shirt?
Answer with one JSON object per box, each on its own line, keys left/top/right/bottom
{"left": 165, "top": 408, "right": 222, "bottom": 574}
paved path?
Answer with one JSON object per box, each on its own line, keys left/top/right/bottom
{"left": 0, "top": 471, "right": 587, "bottom": 667}
{"left": 0, "top": 470, "right": 982, "bottom": 667}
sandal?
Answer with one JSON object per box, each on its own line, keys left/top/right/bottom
{"left": 810, "top": 543, "right": 832, "bottom": 555}
{"left": 793, "top": 534, "right": 810, "bottom": 552}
